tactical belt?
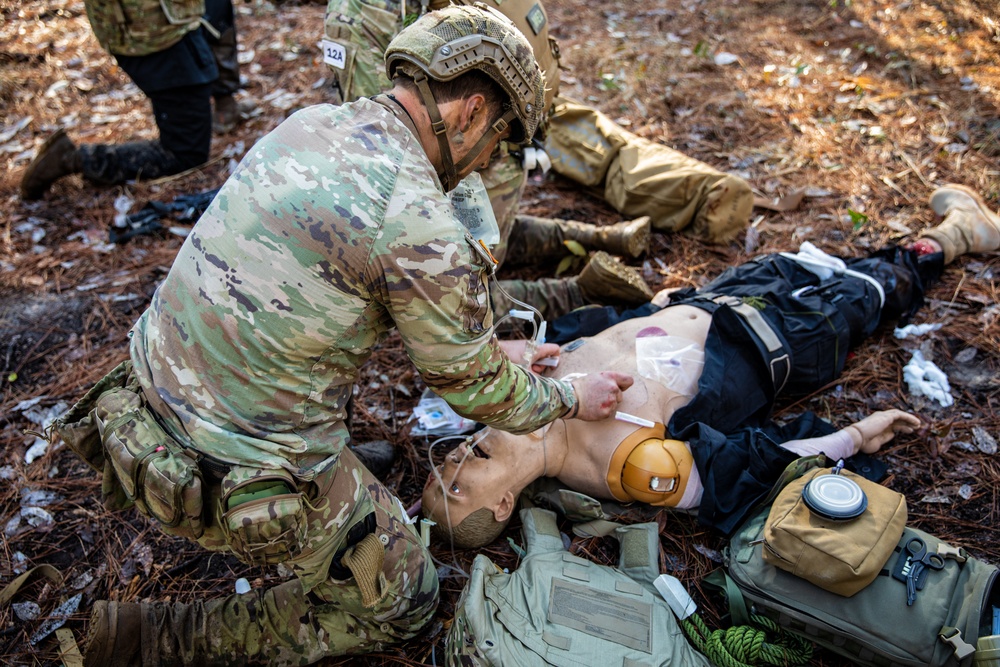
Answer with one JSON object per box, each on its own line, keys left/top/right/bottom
{"left": 198, "top": 454, "right": 232, "bottom": 482}
{"left": 684, "top": 293, "right": 790, "bottom": 395}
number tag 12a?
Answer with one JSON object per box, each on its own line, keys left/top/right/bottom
{"left": 321, "top": 39, "right": 347, "bottom": 69}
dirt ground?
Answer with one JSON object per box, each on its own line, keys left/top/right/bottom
{"left": 1, "top": 0, "right": 999, "bottom": 665}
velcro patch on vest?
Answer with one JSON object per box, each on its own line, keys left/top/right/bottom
{"left": 547, "top": 579, "right": 652, "bottom": 653}
{"left": 526, "top": 3, "right": 546, "bottom": 35}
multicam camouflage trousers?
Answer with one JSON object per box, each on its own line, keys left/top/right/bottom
{"left": 149, "top": 447, "right": 439, "bottom": 666}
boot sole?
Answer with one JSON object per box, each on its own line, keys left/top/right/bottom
{"left": 582, "top": 252, "right": 654, "bottom": 305}
{"left": 623, "top": 216, "right": 651, "bottom": 259}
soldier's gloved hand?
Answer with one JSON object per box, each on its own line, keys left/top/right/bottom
{"left": 846, "top": 409, "right": 922, "bottom": 454}
{"left": 568, "top": 371, "right": 633, "bottom": 421}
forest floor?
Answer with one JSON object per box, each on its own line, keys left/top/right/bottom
{"left": 1, "top": 0, "right": 999, "bottom": 664}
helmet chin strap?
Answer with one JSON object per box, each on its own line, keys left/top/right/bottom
{"left": 411, "top": 70, "right": 517, "bottom": 192}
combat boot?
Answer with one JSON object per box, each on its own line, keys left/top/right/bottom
{"left": 349, "top": 440, "right": 395, "bottom": 479}
{"left": 921, "top": 184, "right": 1000, "bottom": 264}
{"left": 213, "top": 95, "right": 257, "bottom": 134}
{"left": 84, "top": 600, "right": 142, "bottom": 667}
{"left": 20, "top": 128, "right": 82, "bottom": 200}
{"left": 560, "top": 215, "right": 651, "bottom": 259}
{"left": 575, "top": 251, "right": 654, "bottom": 306}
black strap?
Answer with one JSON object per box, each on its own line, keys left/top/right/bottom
{"left": 678, "top": 293, "right": 791, "bottom": 395}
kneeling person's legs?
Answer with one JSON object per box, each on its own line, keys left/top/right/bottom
{"left": 88, "top": 449, "right": 438, "bottom": 666}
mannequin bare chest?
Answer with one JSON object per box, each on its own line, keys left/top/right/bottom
{"left": 545, "top": 304, "right": 713, "bottom": 499}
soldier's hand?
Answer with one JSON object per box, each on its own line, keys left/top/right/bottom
{"left": 498, "top": 339, "right": 560, "bottom": 373}
{"left": 527, "top": 343, "right": 561, "bottom": 373}
{"left": 569, "top": 371, "right": 634, "bottom": 421}
{"left": 847, "top": 409, "right": 921, "bottom": 454}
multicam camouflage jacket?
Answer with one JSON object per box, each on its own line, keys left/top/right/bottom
{"left": 129, "top": 99, "right": 576, "bottom": 477}
{"left": 84, "top": 0, "right": 207, "bottom": 56}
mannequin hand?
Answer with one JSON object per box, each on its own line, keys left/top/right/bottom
{"left": 651, "top": 287, "right": 679, "bottom": 308}
{"left": 847, "top": 409, "right": 921, "bottom": 454}
{"left": 569, "top": 372, "right": 634, "bottom": 421}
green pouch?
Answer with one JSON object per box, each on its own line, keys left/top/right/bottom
{"left": 52, "top": 360, "right": 135, "bottom": 511}
{"left": 95, "top": 385, "right": 205, "bottom": 539}
{"left": 221, "top": 466, "right": 307, "bottom": 566}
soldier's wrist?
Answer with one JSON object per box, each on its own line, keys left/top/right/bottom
{"left": 565, "top": 382, "right": 580, "bottom": 419}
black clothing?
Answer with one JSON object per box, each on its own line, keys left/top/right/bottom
{"left": 548, "top": 248, "right": 945, "bottom": 534}
{"left": 79, "top": 0, "right": 237, "bottom": 185}
{"left": 114, "top": 25, "right": 218, "bottom": 93}
{"left": 79, "top": 83, "right": 213, "bottom": 184}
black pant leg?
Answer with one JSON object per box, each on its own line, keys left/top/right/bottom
{"left": 205, "top": 0, "right": 239, "bottom": 97}
{"left": 150, "top": 83, "right": 213, "bottom": 169}
{"left": 78, "top": 83, "right": 213, "bottom": 184}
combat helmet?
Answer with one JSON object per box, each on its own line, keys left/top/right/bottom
{"left": 385, "top": 3, "right": 544, "bottom": 190}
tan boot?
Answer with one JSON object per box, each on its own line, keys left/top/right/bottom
{"left": 921, "top": 184, "right": 1000, "bottom": 263}
{"left": 557, "top": 216, "right": 651, "bottom": 259}
{"left": 213, "top": 95, "right": 257, "bottom": 134}
{"left": 576, "top": 251, "right": 654, "bottom": 306}
{"left": 84, "top": 601, "right": 142, "bottom": 667}
{"left": 20, "top": 128, "right": 82, "bottom": 200}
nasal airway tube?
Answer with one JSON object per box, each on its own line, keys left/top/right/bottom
{"left": 615, "top": 411, "right": 655, "bottom": 428}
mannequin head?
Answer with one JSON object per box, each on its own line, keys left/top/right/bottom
{"left": 422, "top": 429, "right": 534, "bottom": 548}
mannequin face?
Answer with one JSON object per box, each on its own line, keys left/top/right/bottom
{"left": 422, "top": 436, "right": 514, "bottom": 529}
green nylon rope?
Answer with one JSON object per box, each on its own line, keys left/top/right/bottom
{"left": 681, "top": 613, "right": 813, "bottom": 667}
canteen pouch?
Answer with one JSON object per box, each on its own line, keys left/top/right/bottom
{"left": 762, "top": 466, "right": 907, "bottom": 596}
{"left": 718, "top": 506, "right": 998, "bottom": 667}
{"left": 94, "top": 386, "right": 205, "bottom": 539}
{"left": 221, "top": 466, "right": 307, "bottom": 566}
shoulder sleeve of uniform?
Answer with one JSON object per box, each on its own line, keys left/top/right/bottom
{"left": 367, "top": 165, "right": 575, "bottom": 433}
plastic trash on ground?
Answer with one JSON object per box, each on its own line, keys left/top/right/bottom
{"left": 410, "top": 389, "right": 477, "bottom": 437}
{"left": 902, "top": 349, "right": 953, "bottom": 407}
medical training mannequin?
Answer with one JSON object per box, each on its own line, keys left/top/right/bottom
{"left": 423, "top": 182, "right": 1000, "bottom": 548}
{"left": 422, "top": 303, "right": 919, "bottom": 547}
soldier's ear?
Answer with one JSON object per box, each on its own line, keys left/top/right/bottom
{"left": 460, "top": 93, "right": 488, "bottom": 132}
{"left": 492, "top": 490, "right": 516, "bottom": 523}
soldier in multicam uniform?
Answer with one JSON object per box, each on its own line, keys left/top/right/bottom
{"left": 20, "top": 0, "right": 245, "bottom": 200}
{"left": 79, "top": 5, "right": 633, "bottom": 665}
{"left": 322, "top": 0, "right": 755, "bottom": 318}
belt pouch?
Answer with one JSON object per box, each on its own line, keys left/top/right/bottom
{"left": 95, "top": 387, "right": 205, "bottom": 538}
{"left": 221, "top": 466, "right": 307, "bottom": 566}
